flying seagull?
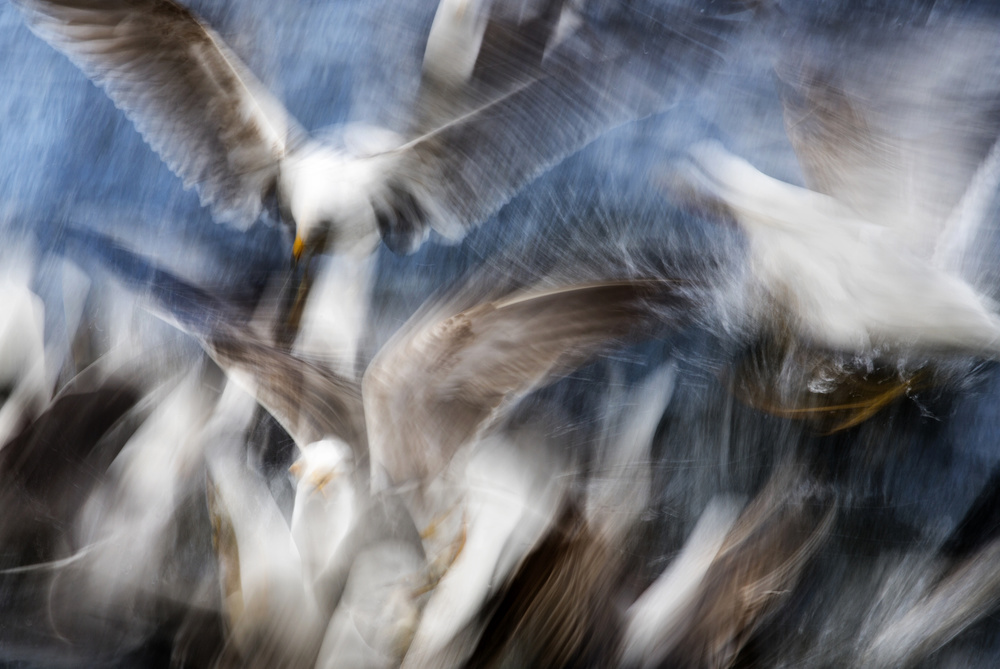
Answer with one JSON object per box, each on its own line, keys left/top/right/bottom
{"left": 682, "top": 21, "right": 1000, "bottom": 359}
{"left": 687, "top": 141, "right": 1000, "bottom": 354}
{"left": 54, "top": 228, "right": 707, "bottom": 659}
{"left": 63, "top": 226, "right": 695, "bottom": 489}
{"left": 860, "top": 537, "right": 1000, "bottom": 669}
{"left": 436, "top": 366, "right": 676, "bottom": 669}
{"left": 860, "top": 466, "right": 1000, "bottom": 668}
{"left": 15, "top": 0, "right": 737, "bottom": 260}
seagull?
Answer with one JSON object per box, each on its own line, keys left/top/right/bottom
{"left": 204, "top": 406, "right": 326, "bottom": 669}
{"left": 31, "top": 359, "right": 231, "bottom": 658}
{"left": 14, "top": 0, "right": 734, "bottom": 262}
{"left": 54, "top": 224, "right": 708, "bottom": 665}
{"left": 289, "top": 437, "right": 359, "bottom": 587}
{"left": 687, "top": 141, "right": 1000, "bottom": 355}
{"left": 0, "top": 363, "right": 140, "bottom": 565}
{"left": 397, "top": 429, "right": 567, "bottom": 669}
{"left": 621, "top": 496, "right": 743, "bottom": 668}
{"left": 0, "top": 257, "right": 48, "bottom": 445}
{"left": 681, "top": 21, "right": 1000, "bottom": 364}
{"left": 860, "top": 465, "right": 1000, "bottom": 668}
{"left": 860, "top": 537, "right": 1000, "bottom": 669}
{"left": 0, "top": 363, "right": 144, "bottom": 662}
{"left": 54, "top": 224, "right": 369, "bottom": 451}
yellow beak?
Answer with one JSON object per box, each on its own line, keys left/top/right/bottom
{"left": 292, "top": 234, "right": 305, "bottom": 262}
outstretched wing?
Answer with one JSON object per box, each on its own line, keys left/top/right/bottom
{"left": 16, "top": 0, "right": 303, "bottom": 227}
{"left": 363, "top": 279, "right": 691, "bottom": 485}
{"left": 372, "top": 0, "right": 747, "bottom": 253}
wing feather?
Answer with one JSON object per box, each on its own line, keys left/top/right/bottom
{"left": 17, "top": 0, "right": 302, "bottom": 226}
{"left": 363, "top": 279, "right": 690, "bottom": 485}
{"left": 373, "top": 1, "right": 745, "bottom": 252}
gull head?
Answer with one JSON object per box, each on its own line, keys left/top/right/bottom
{"left": 289, "top": 437, "right": 355, "bottom": 497}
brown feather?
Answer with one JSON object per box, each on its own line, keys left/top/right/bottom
{"left": 16, "top": 0, "right": 301, "bottom": 226}
{"left": 363, "top": 279, "right": 690, "bottom": 485}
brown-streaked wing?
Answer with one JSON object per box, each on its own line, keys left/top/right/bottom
{"left": 205, "top": 324, "right": 367, "bottom": 455}
{"left": 16, "top": 0, "right": 303, "bottom": 227}
{"left": 372, "top": 0, "right": 744, "bottom": 252}
{"left": 362, "top": 279, "right": 690, "bottom": 486}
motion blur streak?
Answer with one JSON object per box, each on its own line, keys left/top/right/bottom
{"left": 4, "top": 1, "right": 1000, "bottom": 668}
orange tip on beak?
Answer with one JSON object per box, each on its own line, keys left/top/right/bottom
{"left": 292, "top": 234, "right": 305, "bottom": 262}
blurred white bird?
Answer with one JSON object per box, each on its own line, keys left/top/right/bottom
{"left": 362, "top": 279, "right": 690, "bottom": 489}
{"left": 685, "top": 22, "right": 1000, "bottom": 358}
{"left": 688, "top": 141, "right": 1000, "bottom": 354}
{"left": 398, "top": 429, "right": 568, "bottom": 669}
{"left": 623, "top": 466, "right": 834, "bottom": 668}
{"left": 14, "top": 0, "right": 716, "bottom": 260}
{"left": 621, "top": 496, "right": 742, "bottom": 667}
{"left": 398, "top": 365, "right": 676, "bottom": 668}
{"left": 42, "top": 360, "right": 229, "bottom": 652}
{"left": 206, "top": 430, "right": 326, "bottom": 668}
{"left": 861, "top": 538, "right": 1000, "bottom": 669}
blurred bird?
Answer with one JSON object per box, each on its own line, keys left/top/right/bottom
{"left": 454, "top": 365, "right": 677, "bottom": 669}
{"left": 859, "top": 465, "right": 1000, "bottom": 668}
{"left": 8, "top": 357, "right": 228, "bottom": 664}
{"left": 0, "top": 362, "right": 148, "bottom": 665}
{"left": 860, "top": 537, "right": 1000, "bottom": 669}
{"left": 57, "top": 228, "right": 702, "bottom": 665}
{"left": 398, "top": 429, "right": 567, "bottom": 669}
{"left": 55, "top": 225, "right": 369, "bottom": 452}
{"left": 775, "top": 22, "right": 1000, "bottom": 272}
{"left": 0, "top": 364, "right": 141, "bottom": 565}
{"left": 623, "top": 466, "right": 835, "bottom": 668}
{"left": 204, "top": 400, "right": 326, "bottom": 669}
{"left": 0, "top": 251, "right": 49, "bottom": 444}
{"left": 621, "top": 496, "right": 742, "bottom": 667}
{"left": 675, "top": 20, "right": 1000, "bottom": 427}
{"left": 14, "top": 0, "right": 732, "bottom": 262}
{"left": 687, "top": 140, "right": 1000, "bottom": 354}
{"left": 289, "top": 438, "right": 359, "bottom": 588}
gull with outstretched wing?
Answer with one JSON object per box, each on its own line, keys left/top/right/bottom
{"left": 16, "top": 0, "right": 736, "bottom": 261}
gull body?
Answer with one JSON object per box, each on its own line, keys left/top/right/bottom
{"left": 401, "top": 366, "right": 677, "bottom": 668}
{"left": 289, "top": 438, "right": 359, "bottom": 586}
{"left": 0, "top": 261, "right": 48, "bottom": 444}
{"left": 362, "top": 279, "right": 691, "bottom": 488}
{"left": 277, "top": 144, "right": 391, "bottom": 259}
{"left": 689, "top": 143, "right": 1000, "bottom": 354}
{"left": 681, "top": 20, "right": 1000, "bottom": 362}
{"left": 206, "top": 437, "right": 326, "bottom": 668}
